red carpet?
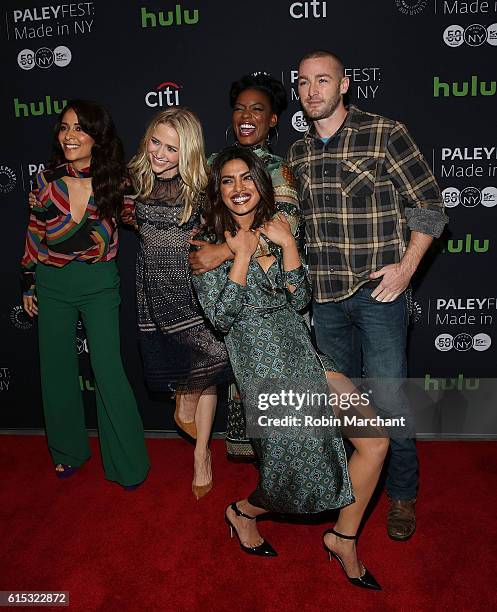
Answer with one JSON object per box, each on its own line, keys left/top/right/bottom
{"left": 1, "top": 436, "right": 496, "bottom": 611}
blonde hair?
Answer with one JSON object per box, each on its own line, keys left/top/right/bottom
{"left": 128, "top": 107, "right": 208, "bottom": 225}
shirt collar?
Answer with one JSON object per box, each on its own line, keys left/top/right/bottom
{"left": 304, "top": 104, "right": 362, "bottom": 141}
{"left": 65, "top": 163, "right": 91, "bottom": 178}
{"left": 234, "top": 141, "right": 271, "bottom": 157}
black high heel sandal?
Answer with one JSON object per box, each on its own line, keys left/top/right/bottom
{"left": 323, "top": 528, "right": 381, "bottom": 591}
{"left": 225, "top": 502, "right": 277, "bottom": 557}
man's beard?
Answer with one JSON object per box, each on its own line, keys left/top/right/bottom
{"left": 304, "top": 93, "right": 341, "bottom": 121}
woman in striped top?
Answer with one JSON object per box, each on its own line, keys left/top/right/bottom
{"left": 21, "top": 99, "right": 149, "bottom": 488}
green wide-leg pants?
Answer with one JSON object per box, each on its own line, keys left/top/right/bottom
{"left": 36, "top": 261, "right": 150, "bottom": 486}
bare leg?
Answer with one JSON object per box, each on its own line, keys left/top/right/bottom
{"left": 175, "top": 390, "right": 200, "bottom": 424}
{"left": 326, "top": 435, "right": 388, "bottom": 576}
{"left": 225, "top": 499, "right": 267, "bottom": 547}
{"left": 193, "top": 386, "right": 216, "bottom": 487}
{"left": 325, "top": 372, "right": 389, "bottom": 577}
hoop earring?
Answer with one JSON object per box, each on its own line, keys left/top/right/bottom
{"left": 225, "top": 124, "right": 235, "bottom": 143}
{"left": 267, "top": 126, "right": 279, "bottom": 146}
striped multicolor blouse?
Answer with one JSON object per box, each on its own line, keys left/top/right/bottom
{"left": 21, "top": 164, "right": 118, "bottom": 295}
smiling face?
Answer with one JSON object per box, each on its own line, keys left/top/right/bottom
{"left": 147, "top": 122, "right": 180, "bottom": 178}
{"left": 231, "top": 88, "right": 277, "bottom": 147}
{"left": 220, "top": 158, "right": 261, "bottom": 223}
{"left": 298, "top": 56, "right": 349, "bottom": 121}
{"left": 58, "top": 107, "right": 95, "bottom": 169}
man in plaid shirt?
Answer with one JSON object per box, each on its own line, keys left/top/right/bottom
{"left": 289, "top": 50, "right": 448, "bottom": 542}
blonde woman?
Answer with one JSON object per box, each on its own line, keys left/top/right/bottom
{"left": 125, "top": 108, "right": 232, "bottom": 499}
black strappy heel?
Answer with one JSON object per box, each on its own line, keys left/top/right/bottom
{"left": 323, "top": 528, "right": 381, "bottom": 591}
{"left": 225, "top": 502, "right": 277, "bottom": 557}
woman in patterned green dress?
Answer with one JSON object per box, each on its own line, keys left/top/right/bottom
{"left": 192, "top": 147, "right": 388, "bottom": 590}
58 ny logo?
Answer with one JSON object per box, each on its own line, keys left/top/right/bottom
{"left": 435, "top": 332, "right": 491, "bottom": 352}
{"left": 18, "top": 46, "right": 72, "bottom": 70}
{"left": 443, "top": 23, "right": 497, "bottom": 47}
{"left": 442, "top": 186, "right": 497, "bottom": 208}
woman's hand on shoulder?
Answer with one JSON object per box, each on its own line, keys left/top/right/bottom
{"left": 224, "top": 228, "right": 260, "bottom": 258}
{"left": 259, "top": 213, "right": 294, "bottom": 248}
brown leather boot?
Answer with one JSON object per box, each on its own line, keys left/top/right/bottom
{"left": 387, "top": 498, "right": 416, "bottom": 541}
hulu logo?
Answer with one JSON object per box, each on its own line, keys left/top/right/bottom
{"left": 141, "top": 5, "right": 199, "bottom": 27}
{"left": 424, "top": 374, "right": 479, "bottom": 392}
{"left": 79, "top": 376, "right": 95, "bottom": 392}
{"left": 14, "top": 96, "right": 67, "bottom": 118}
{"left": 446, "top": 234, "right": 489, "bottom": 254}
{"left": 433, "top": 75, "right": 496, "bottom": 98}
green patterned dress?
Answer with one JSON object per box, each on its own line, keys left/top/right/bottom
{"left": 208, "top": 145, "right": 303, "bottom": 456}
{"left": 192, "top": 250, "right": 353, "bottom": 514}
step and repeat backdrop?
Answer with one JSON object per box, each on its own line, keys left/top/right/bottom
{"left": 1, "top": 0, "right": 496, "bottom": 431}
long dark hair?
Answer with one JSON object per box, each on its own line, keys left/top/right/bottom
{"left": 49, "top": 99, "right": 126, "bottom": 220}
{"left": 204, "top": 146, "right": 276, "bottom": 241}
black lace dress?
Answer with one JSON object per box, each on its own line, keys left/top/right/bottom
{"left": 134, "top": 175, "right": 232, "bottom": 393}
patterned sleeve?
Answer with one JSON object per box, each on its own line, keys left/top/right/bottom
{"left": 271, "top": 161, "right": 299, "bottom": 207}
{"left": 385, "top": 122, "right": 448, "bottom": 238}
{"left": 21, "top": 173, "right": 47, "bottom": 296}
{"left": 120, "top": 176, "right": 137, "bottom": 229}
{"left": 255, "top": 161, "right": 302, "bottom": 259}
{"left": 192, "top": 262, "right": 247, "bottom": 333}
{"left": 284, "top": 264, "right": 311, "bottom": 311}
{"left": 121, "top": 196, "right": 137, "bottom": 229}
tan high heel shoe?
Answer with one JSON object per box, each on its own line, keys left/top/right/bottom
{"left": 192, "top": 450, "right": 212, "bottom": 500}
{"left": 174, "top": 395, "right": 197, "bottom": 439}
{"left": 192, "top": 481, "right": 213, "bottom": 500}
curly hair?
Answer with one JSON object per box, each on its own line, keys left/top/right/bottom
{"left": 204, "top": 146, "right": 276, "bottom": 241}
{"left": 49, "top": 99, "right": 126, "bottom": 221}
{"left": 127, "top": 107, "right": 208, "bottom": 225}
{"left": 229, "top": 72, "right": 288, "bottom": 117}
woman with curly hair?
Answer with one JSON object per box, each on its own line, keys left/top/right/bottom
{"left": 124, "top": 108, "right": 232, "bottom": 499}
{"left": 189, "top": 72, "right": 302, "bottom": 457}
{"left": 21, "top": 99, "right": 150, "bottom": 488}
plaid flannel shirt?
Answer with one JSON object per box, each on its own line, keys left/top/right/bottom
{"left": 288, "top": 105, "right": 447, "bottom": 302}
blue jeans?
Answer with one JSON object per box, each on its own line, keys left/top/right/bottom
{"left": 313, "top": 287, "right": 418, "bottom": 500}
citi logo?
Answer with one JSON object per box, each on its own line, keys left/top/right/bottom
{"left": 145, "top": 82, "right": 181, "bottom": 108}
{"left": 424, "top": 373, "right": 479, "bottom": 391}
{"left": 445, "top": 233, "right": 490, "bottom": 254}
{"left": 433, "top": 75, "right": 496, "bottom": 97}
{"left": 141, "top": 5, "right": 199, "bottom": 28}
{"left": 289, "top": 1, "right": 327, "bottom": 18}
{"left": 14, "top": 95, "right": 67, "bottom": 118}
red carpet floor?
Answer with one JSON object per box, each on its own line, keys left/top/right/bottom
{"left": 1, "top": 436, "right": 496, "bottom": 611}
